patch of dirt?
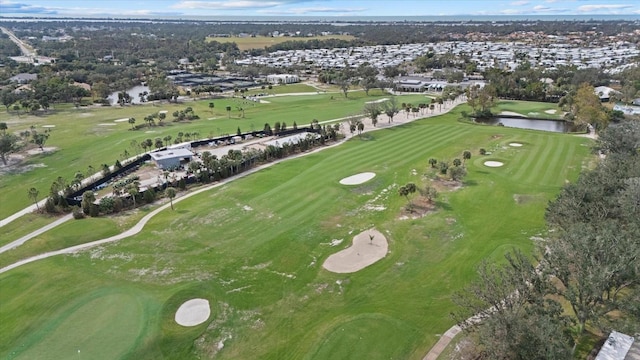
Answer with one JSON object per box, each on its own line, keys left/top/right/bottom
{"left": 26, "top": 146, "right": 58, "bottom": 155}
{"left": 431, "top": 178, "right": 463, "bottom": 192}
{"left": 399, "top": 196, "right": 436, "bottom": 220}
{"left": 490, "top": 134, "right": 503, "bottom": 140}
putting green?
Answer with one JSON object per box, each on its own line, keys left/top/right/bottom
{"left": 9, "top": 291, "right": 145, "bottom": 360}
{"left": 305, "top": 314, "right": 415, "bottom": 360}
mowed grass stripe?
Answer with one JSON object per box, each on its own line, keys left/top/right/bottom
{"left": 335, "top": 123, "right": 471, "bottom": 172}
{"left": 513, "top": 134, "right": 553, "bottom": 184}
{"left": 539, "top": 138, "right": 568, "bottom": 186}
{"left": 508, "top": 133, "right": 543, "bottom": 182}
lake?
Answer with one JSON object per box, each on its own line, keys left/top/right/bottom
{"left": 475, "top": 117, "right": 572, "bottom": 133}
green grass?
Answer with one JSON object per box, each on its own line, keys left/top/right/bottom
{"left": 243, "top": 83, "right": 321, "bottom": 96}
{"left": 0, "top": 214, "right": 57, "bottom": 248}
{"left": 0, "top": 208, "right": 150, "bottom": 269}
{"left": 0, "top": 102, "right": 594, "bottom": 359}
{"left": 495, "top": 100, "right": 563, "bottom": 119}
{"left": 0, "top": 90, "right": 429, "bottom": 219}
{"left": 205, "top": 35, "right": 356, "bottom": 51}
{"left": 10, "top": 289, "right": 149, "bottom": 360}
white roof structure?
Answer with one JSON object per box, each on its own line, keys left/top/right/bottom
{"left": 263, "top": 132, "right": 320, "bottom": 148}
{"left": 149, "top": 148, "right": 193, "bottom": 161}
{"left": 595, "top": 331, "right": 637, "bottom": 360}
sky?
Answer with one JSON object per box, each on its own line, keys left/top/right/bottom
{"left": 1, "top": 0, "right": 640, "bottom": 18}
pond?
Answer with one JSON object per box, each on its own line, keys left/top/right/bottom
{"left": 475, "top": 116, "right": 572, "bottom": 133}
{"left": 107, "top": 85, "right": 150, "bottom": 106}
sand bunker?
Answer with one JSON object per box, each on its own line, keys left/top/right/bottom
{"left": 323, "top": 229, "right": 388, "bottom": 273}
{"left": 159, "top": 110, "right": 168, "bottom": 114}
{"left": 499, "top": 111, "right": 524, "bottom": 117}
{"left": 484, "top": 161, "right": 504, "bottom": 167}
{"left": 339, "top": 172, "right": 376, "bottom": 185}
{"left": 365, "top": 98, "right": 389, "bottom": 104}
{"left": 509, "top": 142, "right": 523, "bottom": 147}
{"left": 175, "top": 298, "right": 210, "bottom": 327}
{"left": 98, "top": 123, "right": 117, "bottom": 126}
{"left": 114, "top": 118, "right": 130, "bottom": 122}
{"left": 544, "top": 109, "right": 557, "bottom": 114}
{"left": 42, "top": 125, "right": 55, "bottom": 128}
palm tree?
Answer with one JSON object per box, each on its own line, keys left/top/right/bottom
{"left": 428, "top": 158, "right": 438, "bottom": 168}
{"left": 127, "top": 182, "right": 140, "bottom": 208}
{"left": 209, "top": 102, "right": 215, "bottom": 113}
{"left": 453, "top": 158, "right": 462, "bottom": 167}
{"left": 163, "top": 135, "right": 172, "bottom": 147}
{"left": 399, "top": 182, "right": 417, "bottom": 211}
{"left": 28, "top": 187, "right": 39, "bottom": 210}
{"left": 463, "top": 150, "right": 471, "bottom": 165}
{"left": 166, "top": 187, "right": 177, "bottom": 210}
{"left": 226, "top": 106, "right": 232, "bottom": 119}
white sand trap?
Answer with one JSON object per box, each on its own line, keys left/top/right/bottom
{"left": 484, "top": 161, "right": 504, "bottom": 167}
{"left": 544, "top": 109, "right": 557, "bottom": 114}
{"left": 499, "top": 111, "right": 524, "bottom": 117}
{"left": 98, "top": 123, "right": 117, "bottom": 126}
{"left": 260, "top": 100, "right": 271, "bottom": 104}
{"left": 114, "top": 118, "right": 130, "bottom": 122}
{"left": 175, "top": 298, "right": 210, "bottom": 327}
{"left": 509, "top": 142, "right": 523, "bottom": 147}
{"left": 323, "top": 229, "right": 388, "bottom": 273}
{"left": 42, "top": 125, "right": 55, "bottom": 128}
{"left": 365, "top": 98, "right": 389, "bottom": 104}
{"left": 159, "top": 110, "right": 168, "bottom": 114}
{"left": 339, "top": 172, "right": 376, "bottom": 185}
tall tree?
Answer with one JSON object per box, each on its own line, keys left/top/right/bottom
{"left": 0, "top": 132, "right": 18, "bottom": 166}
{"left": 574, "top": 83, "right": 608, "bottom": 131}
{"left": 363, "top": 102, "right": 382, "bottom": 127}
{"left": 28, "top": 187, "right": 40, "bottom": 210}
{"left": 166, "top": 187, "right": 177, "bottom": 210}
{"left": 384, "top": 97, "right": 400, "bottom": 123}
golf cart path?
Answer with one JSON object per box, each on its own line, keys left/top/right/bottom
{"left": 0, "top": 96, "right": 464, "bottom": 275}
{"left": 0, "top": 95, "right": 473, "bottom": 358}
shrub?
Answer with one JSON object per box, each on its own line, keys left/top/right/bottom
{"left": 479, "top": 148, "right": 487, "bottom": 155}
{"left": 72, "top": 206, "right": 85, "bottom": 219}
{"left": 89, "top": 204, "right": 100, "bottom": 217}
{"left": 44, "top": 197, "right": 57, "bottom": 213}
{"left": 439, "top": 161, "right": 449, "bottom": 175}
{"left": 449, "top": 166, "right": 467, "bottom": 181}
{"left": 143, "top": 189, "right": 156, "bottom": 204}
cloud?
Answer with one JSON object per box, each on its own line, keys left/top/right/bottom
{"left": 577, "top": 4, "right": 635, "bottom": 12}
{"left": 259, "top": 6, "right": 366, "bottom": 14}
{"left": 171, "top": 0, "right": 312, "bottom": 10}
{"left": 0, "top": 1, "right": 58, "bottom": 14}
{"left": 510, "top": 0, "right": 529, "bottom": 5}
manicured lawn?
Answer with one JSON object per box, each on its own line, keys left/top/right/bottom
{"left": 0, "top": 214, "right": 57, "bottom": 248}
{"left": 495, "top": 100, "right": 563, "bottom": 119}
{"left": 244, "top": 83, "right": 321, "bottom": 96}
{"left": 205, "top": 35, "right": 356, "bottom": 51}
{"left": 0, "top": 90, "right": 427, "bottom": 219}
{"left": 0, "top": 103, "right": 594, "bottom": 359}
{"left": 0, "top": 208, "right": 150, "bottom": 269}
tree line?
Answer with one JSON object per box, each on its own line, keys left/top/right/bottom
{"left": 453, "top": 120, "right": 640, "bottom": 359}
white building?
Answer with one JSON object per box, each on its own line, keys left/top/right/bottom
{"left": 266, "top": 74, "right": 299, "bottom": 84}
{"left": 150, "top": 148, "right": 193, "bottom": 170}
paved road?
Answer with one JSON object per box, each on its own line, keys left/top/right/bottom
{"left": 0, "top": 26, "right": 36, "bottom": 57}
